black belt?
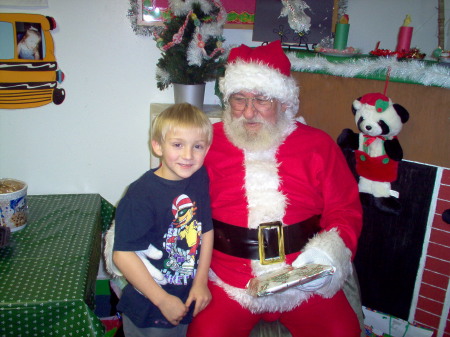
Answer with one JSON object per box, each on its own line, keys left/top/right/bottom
{"left": 213, "top": 215, "right": 320, "bottom": 264}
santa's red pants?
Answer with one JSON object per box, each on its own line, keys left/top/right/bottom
{"left": 187, "top": 281, "right": 360, "bottom": 337}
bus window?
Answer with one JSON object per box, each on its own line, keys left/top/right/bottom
{"left": 16, "top": 22, "right": 44, "bottom": 60}
{"left": 0, "top": 22, "right": 14, "bottom": 59}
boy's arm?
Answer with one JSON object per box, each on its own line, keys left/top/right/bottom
{"left": 185, "top": 229, "right": 214, "bottom": 317}
{"left": 113, "top": 250, "right": 188, "bottom": 325}
{"left": 194, "top": 230, "right": 214, "bottom": 285}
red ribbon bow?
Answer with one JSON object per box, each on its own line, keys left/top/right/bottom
{"left": 363, "top": 135, "right": 386, "bottom": 146}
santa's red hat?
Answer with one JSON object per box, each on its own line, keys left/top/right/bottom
{"left": 219, "top": 40, "right": 299, "bottom": 119}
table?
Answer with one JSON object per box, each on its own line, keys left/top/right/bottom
{"left": 0, "top": 194, "right": 111, "bottom": 337}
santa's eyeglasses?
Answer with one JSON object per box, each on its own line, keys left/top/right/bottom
{"left": 228, "top": 94, "right": 274, "bottom": 112}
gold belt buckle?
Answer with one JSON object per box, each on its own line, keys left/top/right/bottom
{"left": 258, "top": 221, "right": 285, "bottom": 265}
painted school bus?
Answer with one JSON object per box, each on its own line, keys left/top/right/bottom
{"left": 0, "top": 13, "right": 65, "bottom": 109}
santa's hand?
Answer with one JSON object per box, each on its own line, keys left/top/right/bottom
{"left": 295, "top": 273, "right": 333, "bottom": 292}
{"left": 136, "top": 245, "right": 167, "bottom": 285}
{"left": 141, "top": 243, "right": 164, "bottom": 260}
{"left": 104, "top": 223, "right": 167, "bottom": 285}
{"left": 292, "top": 247, "right": 335, "bottom": 292}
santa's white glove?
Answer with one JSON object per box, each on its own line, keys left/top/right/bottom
{"left": 104, "top": 223, "right": 167, "bottom": 285}
{"left": 135, "top": 245, "right": 167, "bottom": 285}
{"left": 292, "top": 247, "right": 335, "bottom": 292}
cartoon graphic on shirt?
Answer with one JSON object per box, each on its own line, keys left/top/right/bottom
{"left": 162, "top": 194, "right": 202, "bottom": 285}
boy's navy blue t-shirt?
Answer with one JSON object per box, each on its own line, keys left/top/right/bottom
{"left": 113, "top": 166, "right": 213, "bottom": 328}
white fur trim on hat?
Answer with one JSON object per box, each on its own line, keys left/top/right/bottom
{"left": 219, "top": 60, "right": 299, "bottom": 119}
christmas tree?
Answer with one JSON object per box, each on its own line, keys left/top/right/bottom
{"left": 154, "top": 0, "right": 227, "bottom": 90}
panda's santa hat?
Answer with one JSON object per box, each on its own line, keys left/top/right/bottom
{"left": 354, "top": 92, "right": 392, "bottom": 113}
{"left": 219, "top": 40, "right": 299, "bottom": 120}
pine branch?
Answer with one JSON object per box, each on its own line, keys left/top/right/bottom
{"left": 154, "top": 0, "right": 226, "bottom": 90}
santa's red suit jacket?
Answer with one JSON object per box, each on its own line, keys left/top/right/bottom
{"left": 204, "top": 122, "right": 362, "bottom": 290}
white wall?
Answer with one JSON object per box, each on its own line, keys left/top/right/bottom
{"left": 347, "top": 0, "right": 449, "bottom": 55}
{"left": 0, "top": 0, "right": 448, "bottom": 205}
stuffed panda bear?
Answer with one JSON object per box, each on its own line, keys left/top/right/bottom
{"left": 337, "top": 92, "right": 409, "bottom": 214}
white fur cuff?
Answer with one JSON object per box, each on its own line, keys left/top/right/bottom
{"left": 209, "top": 269, "right": 313, "bottom": 313}
{"left": 298, "top": 229, "right": 353, "bottom": 298}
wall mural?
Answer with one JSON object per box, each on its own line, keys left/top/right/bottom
{"left": 128, "top": 0, "right": 348, "bottom": 39}
{"left": 253, "top": 0, "right": 335, "bottom": 47}
{"left": 128, "top": 0, "right": 256, "bottom": 36}
{"left": 0, "top": 13, "right": 65, "bottom": 109}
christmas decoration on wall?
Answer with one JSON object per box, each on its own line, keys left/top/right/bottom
{"left": 153, "top": 0, "right": 227, "bottom": 90}
{"left": 369, "top": 47, "right": 426, "bottom": 59}
{"left": 0, "top": 13, "right": 65, "bottom": 109}
{"left": 279, "top": 0, "right": 311, "bottom": 36}
{"left": 223, "top": 1, "right": 255, "bottom": 26}
{"left": 287, "top": 53, "right": 450, "bottom": 89}
{"left": 128, "top": 0, "right": 166, "bottom": 36}
{"left": 128, "top": 0, "right": 256, "bottom": 35}
{"left": 396, "top": 15, "right": 413, "bottom": 53}
{"left": 333, "top": 14, "right": 350, "bottom": 50}
{"left": 253, "top": 0, "right": 334, "bottom": 48}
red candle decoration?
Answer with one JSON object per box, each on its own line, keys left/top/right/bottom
{"left": 396, "top": 15, "right": 413, "bottom": 52}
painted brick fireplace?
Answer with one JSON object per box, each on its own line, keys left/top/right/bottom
{"left": 411, "top": 168, "right": 450, "bottom": 337}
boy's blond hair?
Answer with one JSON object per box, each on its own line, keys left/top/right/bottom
{"left": 152, "top": 103, "right": 213, "bottom": 145}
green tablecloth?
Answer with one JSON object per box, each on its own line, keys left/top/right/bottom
{"left": 0, "top": 194, "right": 110, "bottom": 337}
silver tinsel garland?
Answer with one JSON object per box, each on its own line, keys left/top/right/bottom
{"left": 287, "top": 53, "right": 450, "bottom": 89}
{"left": 128, "top": 0, "right": 162, "bottom": 36}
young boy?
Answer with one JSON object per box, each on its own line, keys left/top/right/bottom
{"left": 112, "top": 103, "right": 214, "bottom": 337}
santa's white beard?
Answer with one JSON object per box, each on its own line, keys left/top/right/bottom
{"left": 223, "top": 108, "right": 292, "bottom": 152}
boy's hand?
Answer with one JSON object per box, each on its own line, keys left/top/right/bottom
{"left": 185, "top": 282, "right": 212, "bottom": 317}
{"left": 157, "top": 293, "right": 188, "bottom": 326}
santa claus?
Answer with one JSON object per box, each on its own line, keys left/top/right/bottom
{"left": 187, "top": 40, "right": 363, "bottom": 337}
